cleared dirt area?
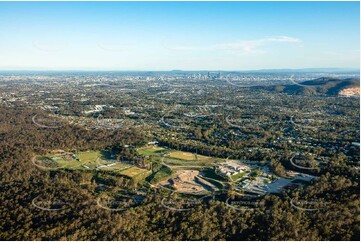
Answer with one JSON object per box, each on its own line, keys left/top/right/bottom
{"left": 161, "top": 170, "right": 217, "bottom": 194}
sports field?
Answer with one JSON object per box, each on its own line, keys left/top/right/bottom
{"left": 168, "top": 151, "right": 210, "bottom": 161}
{"left": 118, "top": 166, "right": 149, "bottom": 178}
{"left": 137, "top": 146, "right": 166, "bottom": 156}
{"left": 36, "top": 150, "right": 119, "bottom": 170}
{"left": 97, "top": 162, "right": 131, "bottom": 171}
{"left": 52, "top": 156, "right": 81, "bottom": 169}
{"left": 77, "top": 150, "right": 101, "bottom": 163}
{"left": 163, "top": 158, "right": 212, "bottom": 167}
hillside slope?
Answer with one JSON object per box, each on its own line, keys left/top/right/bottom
{"left": 260, "top": 77, "right": 360, "bottom": 96}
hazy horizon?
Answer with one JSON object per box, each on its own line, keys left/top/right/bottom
{"left": 0, "top": 67, "right": 360, "bottom": 73}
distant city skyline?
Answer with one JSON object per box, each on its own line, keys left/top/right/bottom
{"left": 0, "top": 1, "right": 359, "bottom": 71}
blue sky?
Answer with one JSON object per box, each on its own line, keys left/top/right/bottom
{"left": 0, "top": 1, "right": 359, "bottom": 70}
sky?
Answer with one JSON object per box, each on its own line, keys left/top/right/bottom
{"left": 0, "top": 1, "right": 359, "bottom": 71}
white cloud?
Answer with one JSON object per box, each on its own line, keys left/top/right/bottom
{"left": 264, "top": 36, "right": 301, "bottom": 43}
{"left": 164, "top": 36, "right": 302, "bottom": 54}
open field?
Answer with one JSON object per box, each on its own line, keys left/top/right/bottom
{"left": 137, "top": 146, "right": 166, "bottom": 156}
{"left": 77, "top": 150, "right": 101, "bottom": 163}
{"left": 35, "top": 150, "right": 125, "bottom": 170}
{"left": 148, "top": 165, "right": 173, "bottom": 184}
{"left": 118, "top": 166, "right": 148, "bottom": 178}
{"left": 231, "top": 171, "right": 248, "bottom": 181}
{"left": 201, "top": 168, "right": 228, "bottom": 181}
{"left": 162, "top": 157, "right": 214, "bottom": 167}
{"left": 52, "top": 156, "right": 82, "bottom": 169}
{"left": 168, "top": 151, "right": 210, "bottom": 161}
{"left": 36, "top": 156, "right": 61, "bottom": 168}
{"left": 98, "top": 162, "right": 131, "bottom": 171}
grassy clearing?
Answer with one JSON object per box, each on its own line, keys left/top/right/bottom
{"left": 231, "top": 171, "right": 248, "bottom": 181}
{"left": 168, "top": 151, "right": 210, "bottom": 161}
{"left": 202, "top": 168, "right": 228, "bottom": 182}
{"left": 37, "top": 157, "right": 60, "bottom": 168}
{"left": 137, "top": 146, "right": 166, "bottom": 156}
{"left": 163, "top": 158, "right": 211, "bottom": 167}
{"left": 40, "top": 150, "right": 117, "bottom": 170}
{"left": 77, "top": 150, "right": 101, "bottom": 163}
{"left": 148, "top": 165, "right": 173, "bottom": 184}
{"left": 55, "top": 158, "right": 81, "bottom": 169}
{"left": 119, "top": 166, "right": 148, "bottom": 178}
{"left": 98, "top": 162, "right": 131, "bottom": 171}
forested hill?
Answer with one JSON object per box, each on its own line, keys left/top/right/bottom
{"left": 255, "top": 77, "right": 360, "bottom": 96}
{"left": 0, "top": 106, "right": 359, "bottom": 240}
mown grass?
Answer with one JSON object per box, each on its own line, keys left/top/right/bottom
{"left": 231, "top": 171, "right": 248, "bottom": 181}
{"left": 147, "top": 165, "right": 173, "bottom": 184}
{"left": 202, "top": 168, "right": 228, "bottom": 182}
{"left": 168, "top": 151, "right": 210, "bottom": 161}
{"left": 119, "top": 166, "right": 148, "bottom": 178}
{"left": 137, "top": 146, "right": 166, "bottom": 156}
